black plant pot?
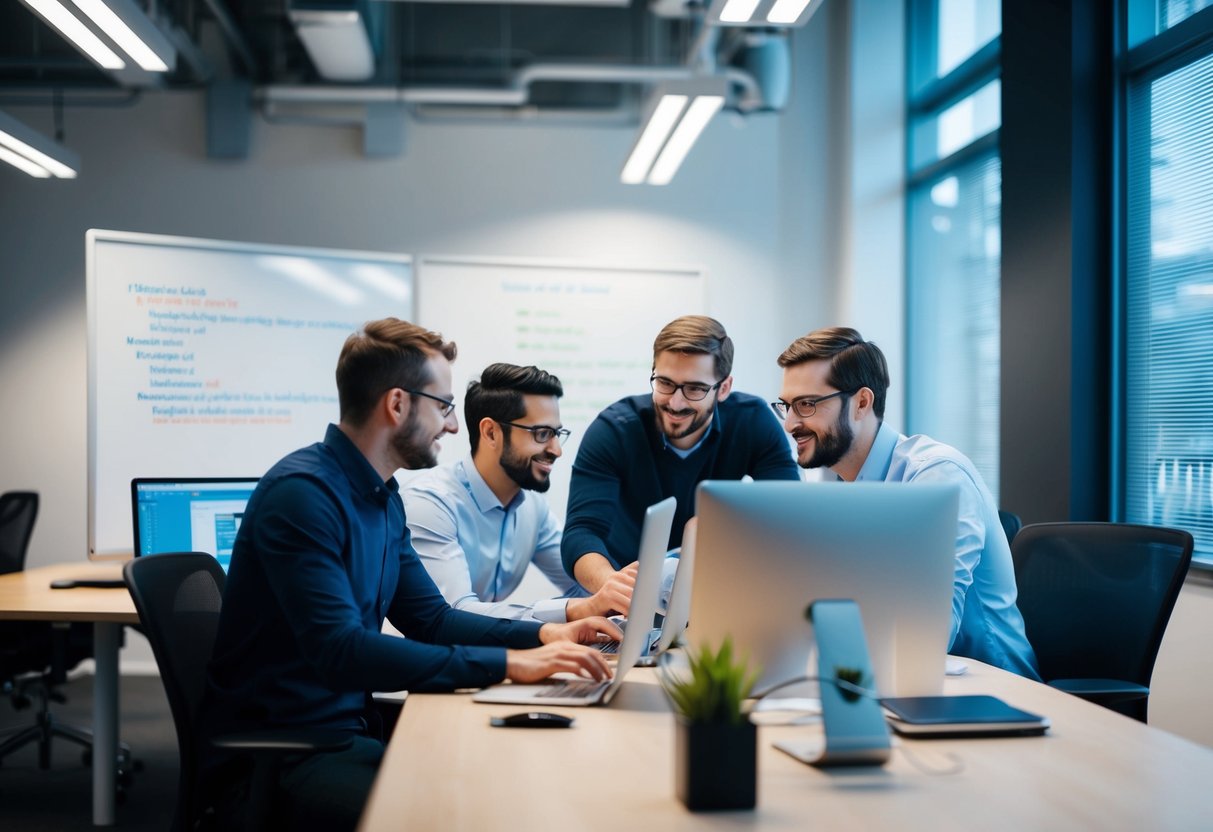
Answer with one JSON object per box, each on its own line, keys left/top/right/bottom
{"left": 674, "top": 716, "right": 757, "bottom": 811}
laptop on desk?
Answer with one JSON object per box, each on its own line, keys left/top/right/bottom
{"left": 471, "top": 497, "right": 674, "bottom": 707}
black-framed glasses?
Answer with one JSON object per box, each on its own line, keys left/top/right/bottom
{"left": 500, "top": 422, "right": 572, "bottom": 446}
{"left": 650, "top": 374, "right": 722, "bottom": 402}
{"left": 770, "top": 390, "right": 853, "bottom": 420}
{"left": 404, "top": 389, "right": 456, "bottom": 417}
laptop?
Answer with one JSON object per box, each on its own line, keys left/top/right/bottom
{"left": 471, "top": 497, "right": 675, "bottom": 706}
{"left": 131, "top": 478, "right": 259, "bottom": 573}
{"left": 601, "top": 514, "right": 697, "bottom": 667}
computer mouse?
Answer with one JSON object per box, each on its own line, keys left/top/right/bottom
{"left": 49, "top": 579, "right": 79, "bottom": 589}
{"left": 489, "top": 712, "right": 574, "bottom": 729}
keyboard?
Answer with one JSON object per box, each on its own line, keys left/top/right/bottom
{"left": 535, "top": 679, "right": 610, "bottom": 699}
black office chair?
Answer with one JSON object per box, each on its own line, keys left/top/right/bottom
{"left": 1011, "top": 522, "right": 1193, "bottom": 723}
{"left": 997, "top": 509, "right": 1023, "bottom": 545}
{"left": 0, "top": 491, "right": 109, "bottom": 771}
{"left": 124, "top": 553, "right": 351, "bottom": 831}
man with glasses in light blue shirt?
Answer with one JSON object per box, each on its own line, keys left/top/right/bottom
{"left": 404, "top": 363, "right": 628, "bottom": 622}
{"left": 773, "top": 327, "right": 1040, "bottom": 680}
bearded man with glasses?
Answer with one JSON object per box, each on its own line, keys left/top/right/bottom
{"left": 774, "top": 326, "right": 1039, "bottom": 680}
{"left": 405, "top": 362, "right": 624, "bottom": 622}
{"left": 561, "top": 315, "right": 799, "bottom": 614}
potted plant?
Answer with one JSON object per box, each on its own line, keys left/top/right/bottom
{"left": 661, "top": 637, "right": 760, "bottom": 811}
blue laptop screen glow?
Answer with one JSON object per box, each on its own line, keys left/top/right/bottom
{"left": 132, "top": 479, "right": 258, "bottom": 572}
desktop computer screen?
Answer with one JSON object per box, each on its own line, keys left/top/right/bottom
{"left": 131, "top": 478, "right": 259, "bottom": 572}
{"left": 688, "top": 480, "right": 959, "bottom": 697}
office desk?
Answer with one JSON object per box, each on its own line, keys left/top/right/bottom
{"left": 0, "top": 562, "right": 136, "bottom": 827}
{"left": 360, "top": 660, "right": 1213, "bottom": 830}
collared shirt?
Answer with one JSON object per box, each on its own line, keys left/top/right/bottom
{"left": 202, "top": 425, "right": 544, "bottom": 740}
{"left": 403, "top": 457, "right": 584, "bottom": 622}
{"left": 856, "top": 422, "right": 1041, "bottom": 680}
{"left": 562, "top": 392, "right": 800, "bottom": 574}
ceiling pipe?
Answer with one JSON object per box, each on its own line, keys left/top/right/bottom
{"left": 258, "top": 61, "right": 760, "bottom": 111}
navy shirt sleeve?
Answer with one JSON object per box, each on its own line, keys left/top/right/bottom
{"left": 252, "top": 477, "right": 542, "bottom": 695}
{"left": 561, "top": 412, "right": 627, "bottom": 576}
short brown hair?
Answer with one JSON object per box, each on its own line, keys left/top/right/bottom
{"left": 652, "top": 315, "right": 734, "bottom": 381}
{"left": 777, "top": 327, "right": 889, "bottom": 420}
{"left": 336, "top": 318, "right": 457, "bottom": 427}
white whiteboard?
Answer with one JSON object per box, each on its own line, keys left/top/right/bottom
{"left": 87, "top": 230, "right": 413, "bottom": 557}
{"left": 416, "top": 256, "right": 705, "bottom": 519}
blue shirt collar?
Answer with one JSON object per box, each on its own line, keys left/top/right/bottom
{"left": 323, "top": 423, "right": 399, "bottom": 504}
{"left": 854, "top": 421, "right": 900, "bottom": 482}
{"left": 456, "top": 455, "right": 521, "bottom": 515}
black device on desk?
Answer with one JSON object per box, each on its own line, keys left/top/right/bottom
{"left": 490, "top": 712, "right": 574, "bottom": 729}
{"left": 49, "top": 578, "right": 126, "bottom": 589}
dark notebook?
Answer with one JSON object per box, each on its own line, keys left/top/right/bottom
{"left": 880, "top": 695, "right": 1050, "bottom": 738}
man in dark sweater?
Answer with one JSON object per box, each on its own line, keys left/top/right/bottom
{"left": 561, "top": 315, "right": 800, "bottom": 612}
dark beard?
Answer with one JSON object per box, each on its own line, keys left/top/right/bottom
{"left": 500, "top": 432, "right": 555, "bottom": 492}
{"left": 392, "top": 411, "right": 439, "bottom": 470}
{"left": 794, "top": 406, "right": 854, "bottom": 469}
{"left": 655, "top": 403, "right": 712, "bottom": 443}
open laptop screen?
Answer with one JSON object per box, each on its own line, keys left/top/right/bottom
{"left": 131, "top": 478, "right": 259, "bottom": 572}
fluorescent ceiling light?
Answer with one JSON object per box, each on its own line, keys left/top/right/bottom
{"left": 719, "top": 0, "right": 761, "bottom": 23}
{"left": 70, "top": 0, "right": 169, "bottom": 71}
{"left": 767, "top": 0, "right": 813, "bottom": 24}
{"left": 290, "top": 10, "right": 376, "bottom": 82}
{"left": 20, "top": 0, "right": 126, "bottom": 70}
{"left": 0, "top": 109, "right": 80, "bottom": 179}
{"left": 620, "top": 94, "right": 687, "bottom": 185}
{"left": 0, "top": 146, "right": 51, "bottom": 178}
{"left": 647, "top": 95, "right": 724, "bottom": 186}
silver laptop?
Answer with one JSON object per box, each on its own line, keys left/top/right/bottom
{"left": 471, "top": 497, "right": 675, "bottom": 706}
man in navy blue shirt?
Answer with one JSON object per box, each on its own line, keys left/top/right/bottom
{"left": 202, "top": 318, "right": 619, "bottom": 830}
{"left": 561, "top": 315, "right": 800, "bottom": 613}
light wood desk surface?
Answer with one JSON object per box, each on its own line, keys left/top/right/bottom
{"left": 0, "top": 561, "right": 136, "bottom": 826}
{"left": 360, "top": 659, "right": 1213, "bottom": 831}
{"left": 0, "top": 561, "right": 135, "bottom": 623}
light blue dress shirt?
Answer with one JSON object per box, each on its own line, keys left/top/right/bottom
{"left": 855, "top": 423, "right": 1041, "bottom": 680}
{"left": 402, "top": 457, "right": 585, "bottom": 622}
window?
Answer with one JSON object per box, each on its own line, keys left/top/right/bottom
{"left": 1122, "top": 7, "right": 1213, "bottom": 566}
{"left": 906, "top": 1, "right": 1002, "bottom": 495}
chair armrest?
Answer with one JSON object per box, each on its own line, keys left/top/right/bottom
{"left": 1048, "top": 678, "right": 1150, "bottom": 704}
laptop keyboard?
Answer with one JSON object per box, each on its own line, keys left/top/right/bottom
{"left": 536, "top": 679, "right": 610, "bottom": 699}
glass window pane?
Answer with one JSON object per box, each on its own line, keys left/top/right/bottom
{"left": 907, "top": 154, "right": 1002, "bottom": 496}
{"left": 1159, "top": 0, "right": 1213, "bottom": 33}
{"left": 1125, "top": 50, "right": 1213, "bottom": 564}
{"left": 937, "top": 0, "right": 1002, "bottom": 77}
{"left": 911, "top": 79, "right": 1001, "bottom": 169}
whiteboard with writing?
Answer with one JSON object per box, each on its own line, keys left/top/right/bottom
{"left": 87, "top": 230, "right": 413, "bottom": 557}
{"left": 416, "top": 256, "right": 705, "bottom": 519}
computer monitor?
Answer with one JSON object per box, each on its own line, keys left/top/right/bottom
{"left": 131, "top": 478, "right": 259, "bottom": 572}
{"left": 688, "top": 480, "right": 958, "bottom": 697}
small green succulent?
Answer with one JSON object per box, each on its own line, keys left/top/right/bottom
{"left": 663, "top": 637, "right": 760, "bottom": 725}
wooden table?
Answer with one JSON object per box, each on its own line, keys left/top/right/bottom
{"left": 0, "top": 562, "right": 136, "bottom": 827}
{"left": 359, "top": 659, "right": 1213, "bottom": 830}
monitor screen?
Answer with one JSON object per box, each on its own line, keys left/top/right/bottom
{"left": 131, "top": 478, "right": 259, "bottom": 572}
{"left": 688, "top": 481, "right": 959, "bottom": 698}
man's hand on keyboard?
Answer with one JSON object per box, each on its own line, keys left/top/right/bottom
{"left": 538, "top": 616, "right": 624, "bottom": 647}
{"left": 505, "top": 643, "right": 615, "bottom": 684}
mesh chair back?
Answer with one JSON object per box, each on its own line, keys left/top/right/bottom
{"left": 0, "top": 491, "right": 39, "bottom": 575}
{"left": 997, "top": 510, "right": 1023, "bottom": 545}
{"left": 1012, "top": 523, "right": 1193, "bottom": 690}
{"left": 124, "top": 553, "right": 225, "bottom": 831}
